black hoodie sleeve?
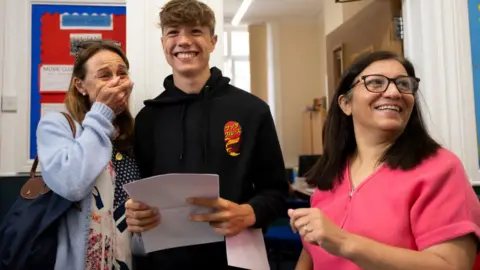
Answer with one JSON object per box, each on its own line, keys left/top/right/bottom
{"left": 134, "top": 107, "right": 154, "bottom": 178}
{"left": 247, "top": 110, "right": 289, "bottom": 229}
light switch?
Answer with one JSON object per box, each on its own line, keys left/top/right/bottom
{"left": 1, "top": 96, "right": 17, "bottom": 112}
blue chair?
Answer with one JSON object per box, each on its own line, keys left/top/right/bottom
{"left": 264, "top": 198, "right": 309, "bottom": 269}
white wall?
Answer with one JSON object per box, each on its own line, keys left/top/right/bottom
{"left": 0, "top": 0, "right": 224, "bottom": 175}
{"left": 127, "top": 0, "right": 224, "bottom": 114}
{"left": 403, "top": 0, "right": 480, "bottom": 185}
{"left": 0, "top": 0, "right": 128, "bottom": 176}
{"left": 0, "top": 0, "right": 5, "bottom": 172}
{"left": 0, "top": 0, "right": 39, "bottom": 175}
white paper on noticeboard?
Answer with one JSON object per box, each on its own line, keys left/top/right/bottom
{"left": 41, "top": 103, "right": 67, "bottom": 118}
{"left": 40, "top": 65, "right": 73, "bottom": 92}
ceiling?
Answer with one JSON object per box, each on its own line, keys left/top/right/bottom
{"left": 223, "top": 0, "right": 324, "bottom": 25}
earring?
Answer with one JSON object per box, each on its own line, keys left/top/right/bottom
{"left": 82, "top": 92, "right": 86, "bottom": 96}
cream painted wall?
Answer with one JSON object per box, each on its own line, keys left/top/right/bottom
{"left": 324, "top": 0, "right": 375, "bottom": 35}
{"left": 248, "top": 24, "right": 268, "bottom": 103}
{"left": 342, "top": 0, "right": 375, "bottom": 22}
{"left": 323, "top": 0, "right": 343, "bottom": 35}
{"left": 321, "top": 0, "right": 379, "bottom": 101}
{"left": 317, "top": 12, "right": 327, "bottom": 102}
{"left": 266, "top": 19, "right": 324, "bottom": 167}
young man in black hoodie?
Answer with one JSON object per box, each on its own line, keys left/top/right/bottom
{"left": 125, "top": 0, "right": 289, "bottom": 268}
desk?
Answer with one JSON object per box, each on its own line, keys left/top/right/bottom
{"left": 290, "top": 177, "right": 314, "bottom": 197}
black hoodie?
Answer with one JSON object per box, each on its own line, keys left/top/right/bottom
{"left": 133, "top": 67, "right": 289, "bottom": 269}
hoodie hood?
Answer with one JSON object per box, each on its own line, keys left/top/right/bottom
{"left": 144, "top": 67, "right": 230, "bottom": 106}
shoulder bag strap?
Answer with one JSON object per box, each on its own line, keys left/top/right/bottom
{"left": 30, "top": 112, "right": 77, "bottom": 178}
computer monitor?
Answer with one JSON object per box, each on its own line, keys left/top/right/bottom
{"left": 298, "top": 155, "right": 321, "bottom": 177}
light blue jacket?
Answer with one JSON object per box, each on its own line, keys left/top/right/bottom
{"left": 37, "top": 102, "right": 144, "bottom": 270}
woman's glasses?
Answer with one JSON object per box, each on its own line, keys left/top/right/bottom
{"left": 351, "top": 74, "right": 420, "bottom": 94}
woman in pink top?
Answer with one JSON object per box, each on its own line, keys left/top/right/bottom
{"left": 289, "top": 51, "right": 480, "bottom": 270}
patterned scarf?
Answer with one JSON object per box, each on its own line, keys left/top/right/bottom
{"left": 85, "top": 142, "right": 141, "bottom": 270}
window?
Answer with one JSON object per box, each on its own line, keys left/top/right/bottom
{"left": 223, "top": 26, "right": 250, "bottom": 92}
{"left": 231, "top": 31, "right": 250, "bottom": 56}
{"left": 223, "top": 58, "right": 232, "bottom": 79}
{"left": 233, "top": 60, "right": 250, "bottom": 91}
{"left": 223, "top": 31, "right": 228, "bottom": 57}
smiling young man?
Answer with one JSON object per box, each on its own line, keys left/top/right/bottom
{"left": 129, "top": 0, "right": 289, "bottom": 269}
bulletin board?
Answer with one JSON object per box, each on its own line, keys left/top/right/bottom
{"left": 30, "top": 4, "right": 126, "bottom": 159}
{"left": 468, "top": 0, "right": 480, "bottom": 166}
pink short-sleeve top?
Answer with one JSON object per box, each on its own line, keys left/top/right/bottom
{"left": 303, "top": 148, "right": 480, "bottom": 270}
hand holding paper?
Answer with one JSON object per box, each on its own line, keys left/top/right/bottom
{"left": 188, "top": 197, "right": 256, "bottom": 237}
{"left": 125, "top": 199, "right": 160, "bottom": 233}
{"left": 123, "top": 174, "right": 223, "bottom": 252}
{"left": 123, "top": 173, "right": 270, "bottom": 270}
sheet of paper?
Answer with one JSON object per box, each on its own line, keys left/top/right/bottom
{"left": 123, "top": 173, "right": 224, "bottom": 252}
{"left": 226, "top": 229, "right": 270, "bottom": 270}
{"left": 41, "top": 103, "right": 67, "bottom": 118}
{"left": 39, "top": 65, "right": 73, "bottom": 92}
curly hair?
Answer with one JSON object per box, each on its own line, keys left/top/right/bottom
{"left": 159, "top": 0, "right": 216, "bottom": 35}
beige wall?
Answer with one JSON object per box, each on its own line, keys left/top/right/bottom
{"left": 248, "top": 24, "right": 268, "bottom": 102}
{"left": 324, "top": 0, "right": 376, "bottom": 33}
{"left": 317, "top": 13, "right": 328, "bottom": 102}
{"left": 276, "top": 20, "right": 325, "bottom": 167}
{"left": 325, "top": 0, "right": 403, "bottom": 100}
{"left": 249, "top": 19, "right": 325, "bottom": 167}
{"left": 342, "top": 0, "right": 375, "bottom": 22}
{"left": 246, "top": 0, "right": 395, "bottom": 167}
{"left": 324, "top": 0, "right": 343, "bottom": 35}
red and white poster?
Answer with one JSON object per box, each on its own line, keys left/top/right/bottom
{"left": 38, "top": 10, "right": 126, "bottom": 116}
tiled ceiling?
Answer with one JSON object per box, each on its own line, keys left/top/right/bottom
{"left": 224, "top": 0, "right": 323, "bottom": 24}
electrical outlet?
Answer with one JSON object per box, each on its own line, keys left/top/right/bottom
{"left": 1, "top": 96, "right": 17, "bottom": 112}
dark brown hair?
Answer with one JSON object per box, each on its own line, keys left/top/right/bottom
{"left": 159, "top": 0, "right": 216, "bottom": 35}
{"left": 64, "top": 40, "right": 135, "bottom": 154}
{"left": 307, "top": 51, "right": 440, "bottom": 190}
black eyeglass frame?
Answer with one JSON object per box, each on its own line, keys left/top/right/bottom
{"left": 350, "top": 74, "right": 421, "bottom": 94}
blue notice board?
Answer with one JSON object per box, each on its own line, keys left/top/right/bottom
{"left": 30, "top": 4, "right": 126, "bottom": 159}
{"left": 468, "top": 0, "right": 480, "bottom": 165}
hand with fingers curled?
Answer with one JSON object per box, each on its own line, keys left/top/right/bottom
{"left": 288, "top": 208, "right": 351, "bottom": 257}
{"left": 96, "top": 77, "right": 134, "bottom": 115}
{"left": 187, "top": 197, "right": 256, "bottom": 237}
{"left": 125, "top": 199, "right": 160, "bottom": 233}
